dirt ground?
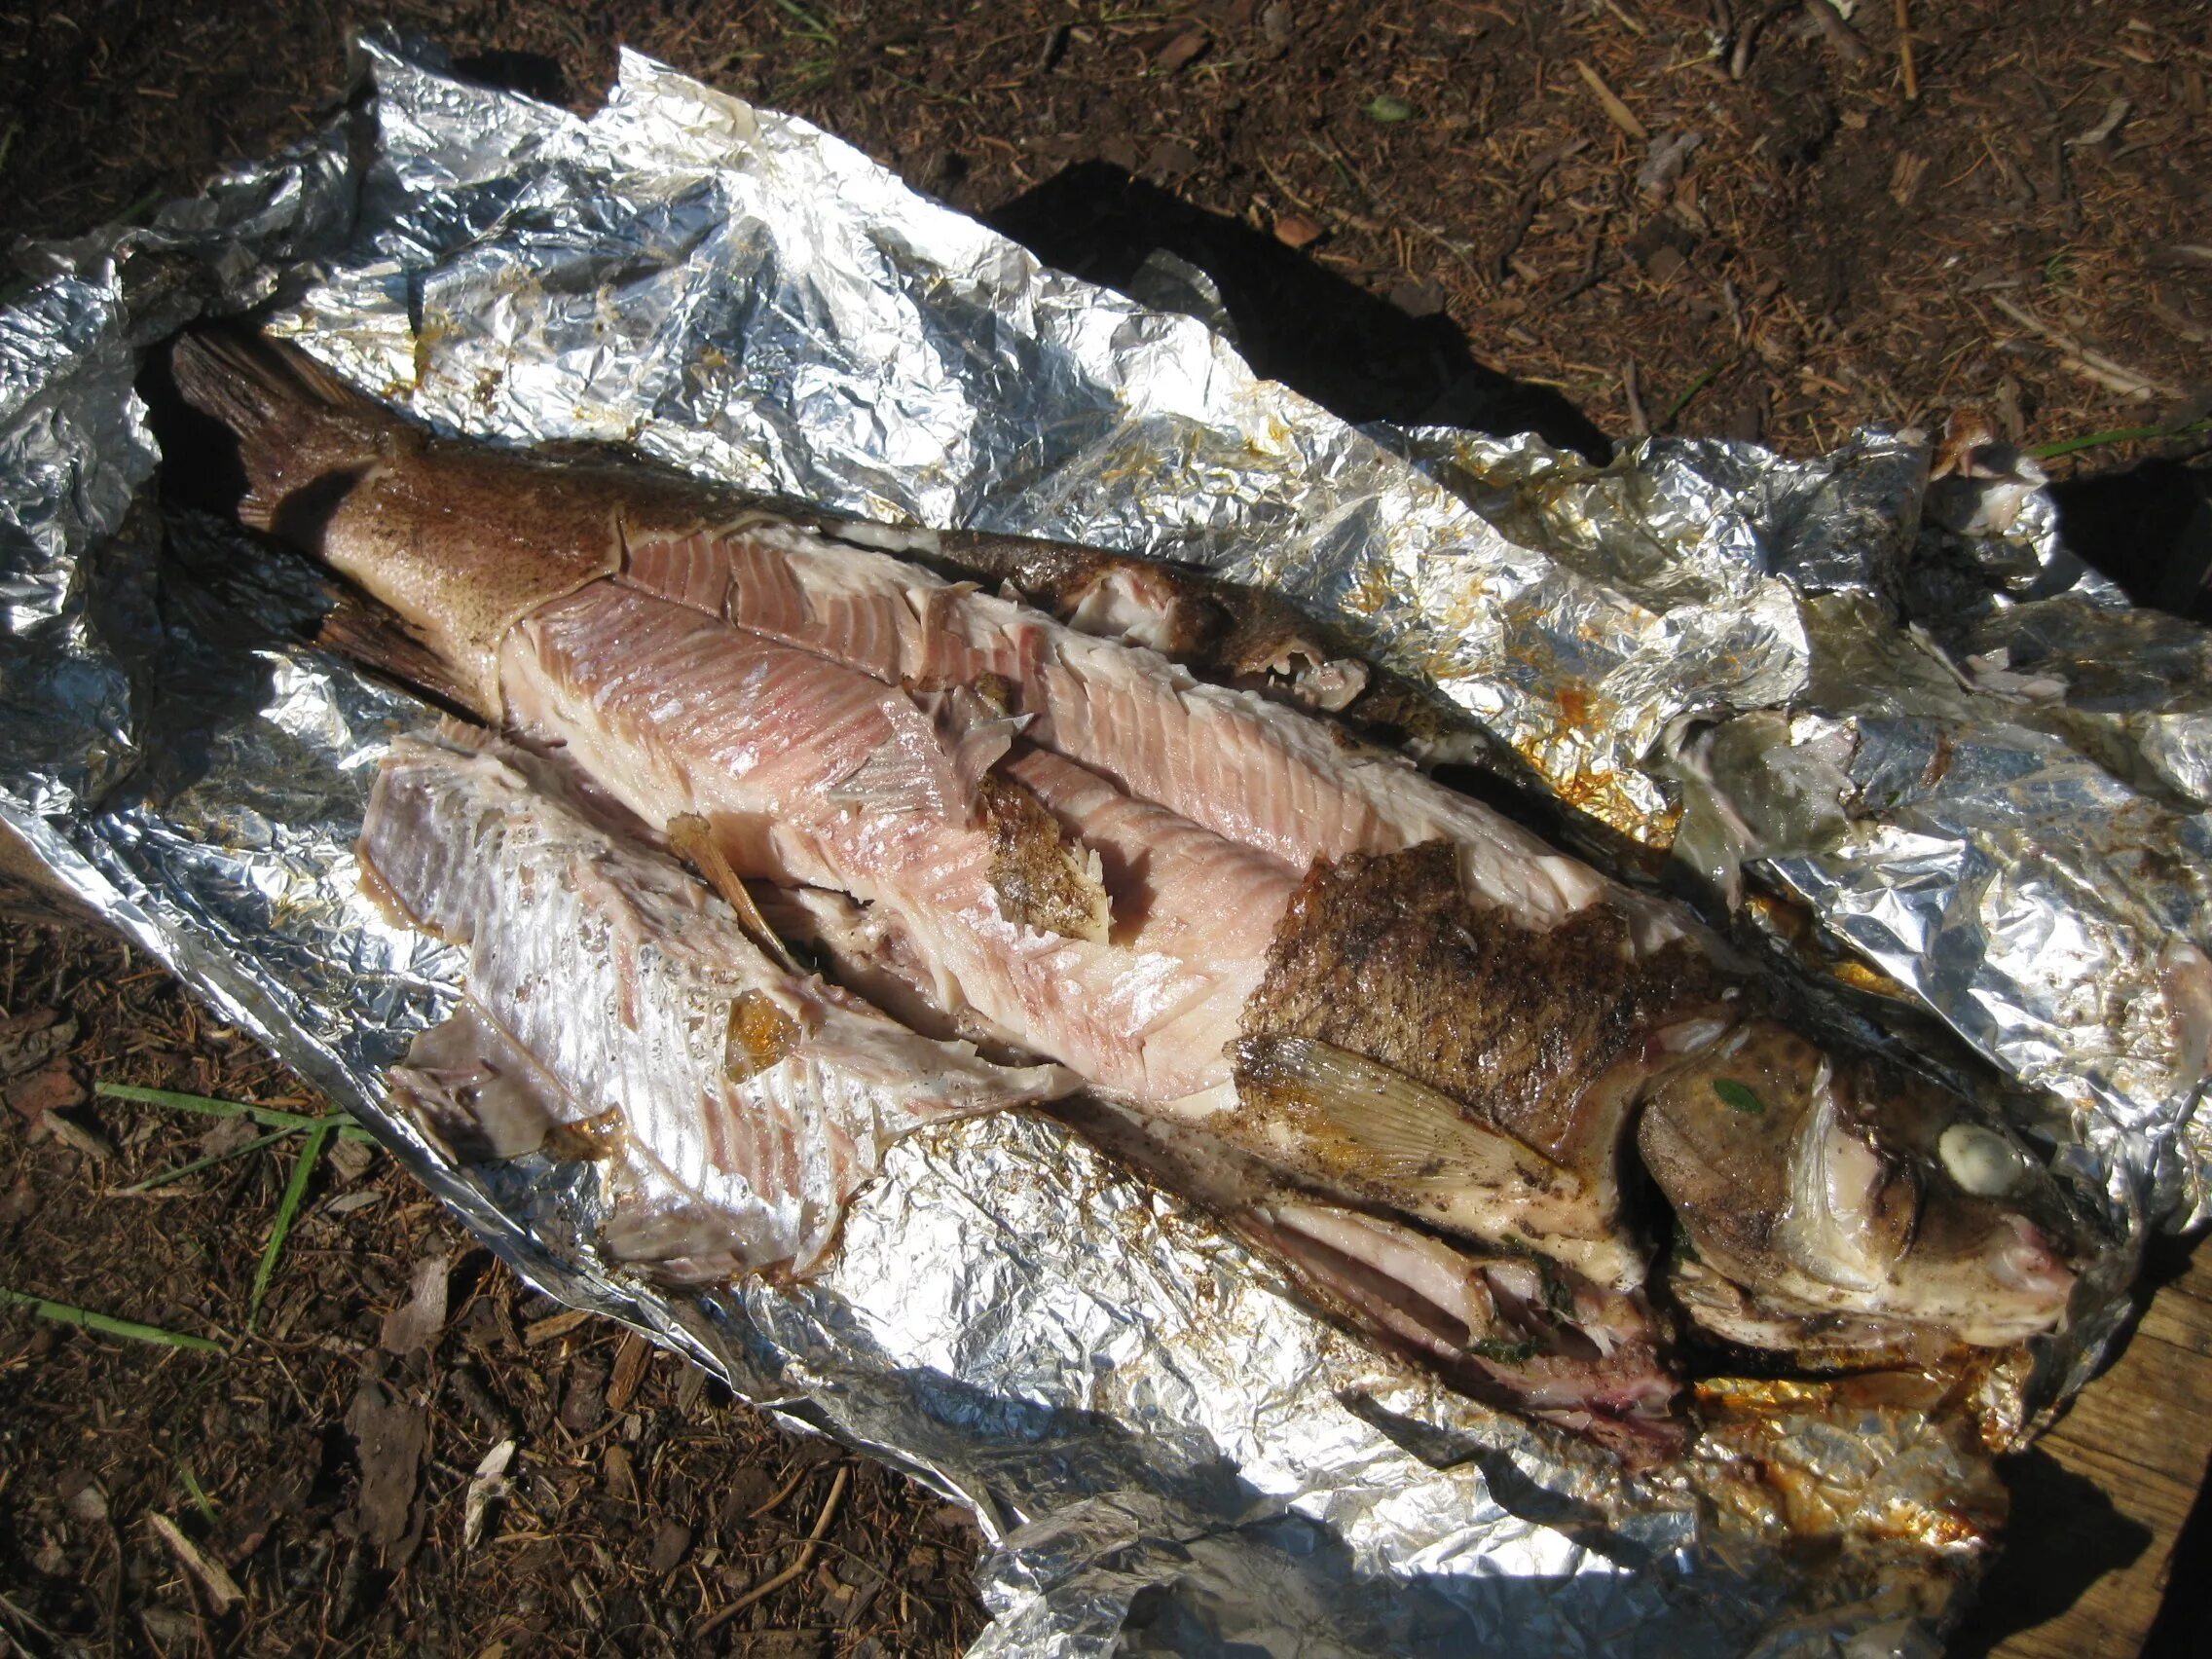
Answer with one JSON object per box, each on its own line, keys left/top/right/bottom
{"left": 2, "top": 1, "right": 2210, "bottom": 1654}
{"left": 0, "top": 880, "right": 991, "bottom": 1657}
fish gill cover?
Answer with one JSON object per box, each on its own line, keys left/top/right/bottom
{"left": 0, "top": 27, "right": 2204, "bottom": 1657}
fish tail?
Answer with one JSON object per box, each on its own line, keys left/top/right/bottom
{"left": 168, "top": 330, "right": 395, "bottom": 537}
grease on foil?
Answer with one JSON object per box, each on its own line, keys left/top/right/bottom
{"left": 0, "top": 30, "right": 2202, "bottom": 1657}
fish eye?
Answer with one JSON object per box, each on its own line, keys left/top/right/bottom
{"left": 1938, "top": 1122, "right": 2031, "bottom": 1198}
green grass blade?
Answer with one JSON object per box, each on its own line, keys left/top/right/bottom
{"left": 97, "top": 1082, "right": 374, "bottom": 1142}
{"left": 0, "top": 1287, "right": 223, "bottom": 1353}
{"left": 1658, "top": 361, "right": 1724, "bottom": 432}
{"left": 248, "top": 1121, "right": 333, "bottom": 1330}
{"left": 769, "top": 0, "right": 837, "bottom": 42}
{"left": 2026, "top": 416, "right": 2212, "bottom": 461}
{"left": 117, "top": 1125, "right": 303, "bottom": 1195}
{"left": 177, "top": 1459, "right": 217, "bottom": 1524}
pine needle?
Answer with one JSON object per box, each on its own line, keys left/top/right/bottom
{"left": 97, "top": 1081, "right": 374, "bottom": 1142}
{"left": 248, "top": 1121, "right": 334, "bottom": 1329}
{"left": 0, "top": 1286, "right": 223, "bottom": 1353}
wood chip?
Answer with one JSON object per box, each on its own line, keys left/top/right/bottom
{"left": 462, "top": 1439, "right": 515, "bottom": 1551}
{"left": 561, "top": 1358, "right": 607, "bottom": 1433}
{"left": 1888, "top": 151, "right": 1930, "bottom": 206}
{"left": 522, "top": 1307, "right": 592, "bottom": 1348}
{"left": 1802, "top": 0, "right": 1871, "bottom": 65}
{"left": 146, "top": 1513, "right": 242, "bottom": 1613}
{"left": 1272, "top": 212, "right": 1324, "bottom": 249}
{"left": 1154, "top": 26, "right": 1209, "bottom": 73}
{"left": 1573, "top": 59, "right": 1649, "bottom": 143}
{"left": 345, "top": 1378, "right": 426, "bottom": 1556}
{"left": 7, "top": 1060, "right": 85, "bottom": 1124}
{"left": 0, "top": 1010, "right": 72, "bottom": 1080}
{"left": 2066, "top": 94, "right": 2130, "bottom": 149}
{"left": 606, "top": 1330, "right": 652, "bottom": 1415}
{"left": 42, "top": 1107, "right": 114, "bottom": 1161}
{"left": 602, "top": 1442, "right": 636, "bottom": 1505}
{"left": 379, "top": 1252, "right": 449, "bottom": 1355}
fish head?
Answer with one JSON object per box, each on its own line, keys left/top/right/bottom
{"left": 1639, "top": 1018, "right": 2077, "bottom": 1348}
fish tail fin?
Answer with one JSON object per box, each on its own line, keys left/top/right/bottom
{"left": 168, "top": 330, "right": 396, "bottom": 537}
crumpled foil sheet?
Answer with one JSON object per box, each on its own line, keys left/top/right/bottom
{"left": 0, "top": 31, "right": 2200, "bottom": 1655}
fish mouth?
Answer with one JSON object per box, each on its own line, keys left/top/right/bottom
{"left": 1989, "top": 1213, "right": 2076, "bottom": 1302}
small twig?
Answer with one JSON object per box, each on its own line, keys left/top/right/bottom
{"left": 2148, "top": 299, "right": 2212, "bottom": 348}
{"left": 695, "top": 1464, "right": 850, "bottom": 1637}
{"left": 1623, "top": 360, "right": 1649, "bottom": 436}
{"left": 745, "top": 1460, "right": 816, "bottom": 1521}
{"left": 0, "top": 1588, "right": 62, "bottom": 1643}
{"left": 1573, "top": 59, "right": 1648, "bottom": 142}
{"left": 1895, "top": 0, "right": 1918, "bottom": 99}
{"left": 1600, "top": 0, "right": 1646, "bottom": 35}
{"left": 1729, "top": 2, "right": 1790, "bottom": 80}
{"left": 1986, "top": 294, "right": 2181, "bottom": 400}
{"left": 146, "top": 1513, "right": 243, "bottom": 1613}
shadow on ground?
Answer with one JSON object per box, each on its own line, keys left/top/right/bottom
{"left": 2049, "top": 458, "right": 2212, "bottom": 622}
{"left": 1947, "top": 1448, "right": 2155, "bottom": 1658}
{"left": 986, "top": 162, "right": 1614, "bottom": 462}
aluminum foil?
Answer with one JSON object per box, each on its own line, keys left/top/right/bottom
{"left": 0, "top": 30, "right": 2202, "bottom": 1655}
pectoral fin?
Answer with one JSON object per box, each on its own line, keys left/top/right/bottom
{"left": 1231, "top": 1034, "right": 1579, "bottom": 1197}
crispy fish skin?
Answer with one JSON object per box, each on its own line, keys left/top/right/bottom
{"left": 1225, "top": 842, "right": 1733, "bottom": 1293}
{"left": 173, "top": 330, "right": 2080, "bottom": 1359}
{"left": 361, "top": 724, "right": 1070, "bottom": 1279}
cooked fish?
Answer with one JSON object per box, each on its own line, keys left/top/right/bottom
{"left": 173, "top": 329, "right": 2081, "bottom": 1375}
{"left": 1054, "top": 1096, "right": 1684, "bottom": 1461}
{"left": 1637, "top": 1023, "right": 2078, "bottom": 1348}
{"left": 359, "top": 723, "right": 1070, "bottom": 1279}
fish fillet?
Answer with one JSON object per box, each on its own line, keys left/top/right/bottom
{"left": 359, "top": 724, "right": 1070, "bottom": 1279}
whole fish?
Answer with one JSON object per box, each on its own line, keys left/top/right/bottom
{"left": 172, "top": 331, "right": 2081, "bottom": 1426}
